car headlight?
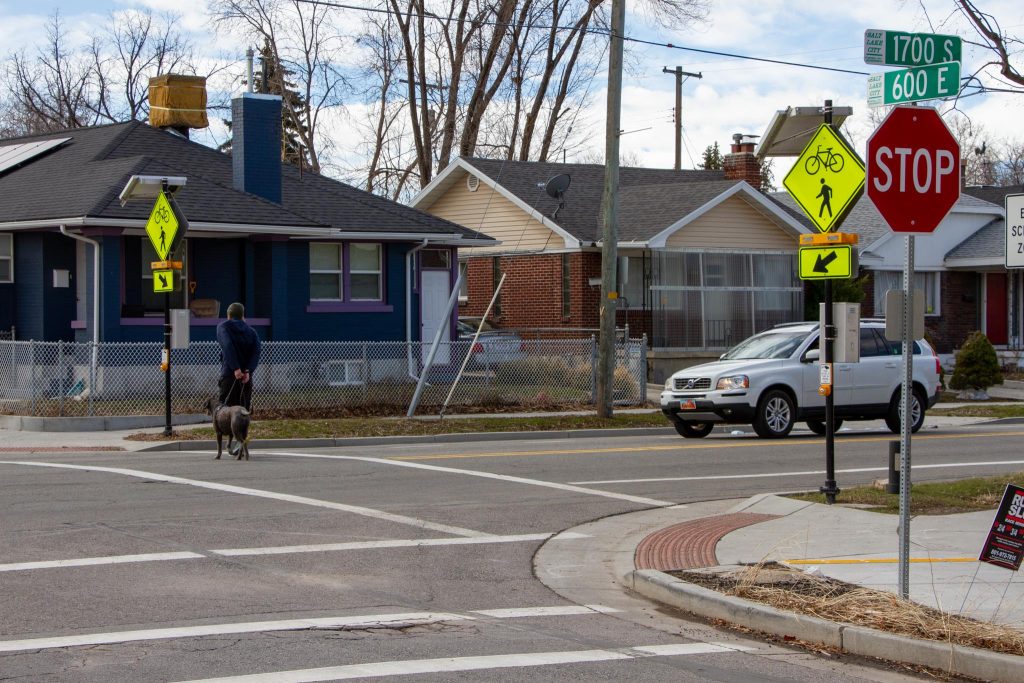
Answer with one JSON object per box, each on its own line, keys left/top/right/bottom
{"left": 716, "top": 375, "right": 748, "bottom": 390}
{"left": 664, "top": 377, "right": 674, "bottom": 390}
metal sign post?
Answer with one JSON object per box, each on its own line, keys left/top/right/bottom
{"left": 898, "top": 235, "right": 914, "bottom": 598}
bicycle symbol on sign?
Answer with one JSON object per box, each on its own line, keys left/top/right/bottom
{"left": 156, "top": 204, "right": 171, "bottom": 224}
{"left": 804, "top": 145, "right": 845, "bottom": 175}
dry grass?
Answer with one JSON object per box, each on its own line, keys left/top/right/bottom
{"left": 672, "top": 563, "right": 1024, "bottom": 657}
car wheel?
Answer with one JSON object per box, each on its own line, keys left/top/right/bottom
{"left": 885, "top": 388, "right": 926, "bottom": 434}
{"left": 753, "top": 389, "right": 796, "bottom": 438}
{"left": 806, "top": 418, "right": 843, "bottom": 436}
{"left": 672, "top": 420, "right": 714, "bottom": 438}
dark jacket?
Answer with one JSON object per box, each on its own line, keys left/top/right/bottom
{"left": 216, "top": 319, "right": 261, "bottom": 379}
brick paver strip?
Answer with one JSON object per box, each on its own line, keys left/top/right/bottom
{"left": 635, "top": 512, "right": 779, "bottom": 571}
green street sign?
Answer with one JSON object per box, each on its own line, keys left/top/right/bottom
{"left": 867, "top": 61, "right": 961, "bottom": 107}
{"left": 864, "top": 29, "right": 961, "bottom": 67}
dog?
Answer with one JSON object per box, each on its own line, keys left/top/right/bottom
{"left": 204, "top": 397, "right": 252, "bottom": 461}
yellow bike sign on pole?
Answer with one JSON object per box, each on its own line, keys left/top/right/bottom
{"left": 145, "top": 191, "right": 183, "bottom": 261}
{"left": 783, "top": 124, "right": 865, "bottom": 233}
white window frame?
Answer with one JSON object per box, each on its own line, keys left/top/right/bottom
{"left": 873, "top": 270, "right": 941, "bottom": 316}
{"left": 0, "top": 233, "right": 12, "bottom": 283}
{"left": 320, "top": 359, "right": 365, "bottom": 386}
{"left": 349, "top": 243, "right": 383, "bottom": 301}
{"left": 458, "top": 261, "right": 469, "bottom": 302}
{"left": 310, "top": 242, "right": 344, "bottom": 301}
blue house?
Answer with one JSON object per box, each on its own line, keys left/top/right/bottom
{"left": 0, "top": 94, "right": 494, "bottom": 348}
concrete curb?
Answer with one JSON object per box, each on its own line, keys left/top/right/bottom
{"left": 139, "top": 426, "right": 679, "bottom": 452}
{"left": 628, "top": 569, "right": 1023, "bottom": 683}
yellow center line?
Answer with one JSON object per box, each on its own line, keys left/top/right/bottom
{"left": 786, "top": 557, "right": 977, "bottom": 565}
{"left": 389, "top": 430, "right": 1024, "bottom": 462}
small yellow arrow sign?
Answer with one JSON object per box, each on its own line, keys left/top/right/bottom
{"left": 152, "top": 268, "right": 175, "bottom": 293}
{"left": 798, "top": 245, "right": 855, "bottom": 280}
{"left": 145, "top": 191, "right": 180, "bottom": 261}
{"left": 784, "top": 125, "right": 865, "bottom": 233}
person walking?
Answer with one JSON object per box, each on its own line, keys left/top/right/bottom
{"left": 216, "top": 302, "right": 261, "bottom": 412}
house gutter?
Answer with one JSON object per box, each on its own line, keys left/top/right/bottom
{"left": 59, "top": 225, "right": 100, "bottom": 403}
{"left": 406, "top": 239, "right": 431, "bottom": 380}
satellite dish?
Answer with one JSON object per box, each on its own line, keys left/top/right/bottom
{"left": 545, "top": 174, "right": 571, "bottom": 199}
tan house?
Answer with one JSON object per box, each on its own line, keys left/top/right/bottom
{"left": 411, "top": 142, "right": 811, "bottom": 380}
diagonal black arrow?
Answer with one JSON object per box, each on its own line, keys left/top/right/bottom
{"left": 159, "top": 274, "right": 168, "bottom": 288}
{"left": 813, "top": 250, "right": 838, "bottom": 273}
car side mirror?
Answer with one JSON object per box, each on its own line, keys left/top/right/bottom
{"left": 802, "top": 349, "right": 820, "bottom": 363}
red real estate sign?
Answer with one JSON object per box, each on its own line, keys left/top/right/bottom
{"left": 979, "top": 483, "right": 1024, "bottom": 571}
{"left": 866, "top": 106, "right": 960, "bottom": 233}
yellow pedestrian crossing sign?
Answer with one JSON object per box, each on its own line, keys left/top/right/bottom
{"left": 798, "top": 245, "right": 856, "bottom": 280}
{"left": 784, "top": 125, "right": 865, "bottom": 233}
{"left": 145, "top": 191, "right": 182, "bottom": 261}
{"left": 152, "top": 269, "right": 175, "bottom": 293}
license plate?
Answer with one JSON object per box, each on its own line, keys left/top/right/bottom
{"left": 680, "top": 399, "right": 697, "bottom": 410}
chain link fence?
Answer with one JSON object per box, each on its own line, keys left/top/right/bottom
{"left": 0, "top": 338, "right": 647, "bottom": 417}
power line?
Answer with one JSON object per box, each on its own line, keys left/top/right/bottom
{"left": 291, "top": 0, "right": 871, "bottom": 76}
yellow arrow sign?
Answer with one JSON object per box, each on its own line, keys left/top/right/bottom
{"left": 145, "top": 191, "right": 180, "bottom": 261}
{"left": 152, "top": 268, "right": 175, "bottom": 293}
{"left": 798, "top": 245, "right": 855, "bottom": 280}
{"left": 784, "top": 125, "right": 865, "bottom": 233}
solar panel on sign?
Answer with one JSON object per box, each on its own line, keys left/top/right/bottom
{"left": 0, "top": 137, "right": 70, "bottom": 176}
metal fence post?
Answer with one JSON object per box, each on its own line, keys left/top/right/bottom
{"left": 30, "top": 340, "right": 37, "bottom": 416}
{"left": 641, "top": 333, "right": 648, "bottom": 405}
{"left": 57, "top": 339, "right": 65, "bottom": 417}
{"left": 88, "top": 341, "right": 95, "bottom": 416}
{"left": 362, "top": 342, "right": 369, "bottom": 401}
{"left": 590, "top": 335, "right": 597, "bottom": 404}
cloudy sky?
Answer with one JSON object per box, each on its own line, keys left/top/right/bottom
{"left": 3, "top": 0, "right": 1021, "bottom": 183}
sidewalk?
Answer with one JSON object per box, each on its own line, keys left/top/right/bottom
{"left": 624, "top": 495, "right": 1024, "bottom": 681}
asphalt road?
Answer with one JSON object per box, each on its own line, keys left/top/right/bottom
{"left": 3, "top": 422, "right": 1022, "bottom": 682}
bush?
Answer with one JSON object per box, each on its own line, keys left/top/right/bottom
{"left": 949, "top": 331, "right": 1003, "bottom": 391}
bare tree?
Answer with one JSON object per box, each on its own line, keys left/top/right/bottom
{"left": 955, "top": 0, "right": 1023, "bottom": 91}
{"left": 350, "top": 0, "right": 707, "bottom": 198}
{"left": 211, "top": 0, "right": 350, "bottom": 174}
{"left": 3, "top": 12, "right": 96, "bottom": 134}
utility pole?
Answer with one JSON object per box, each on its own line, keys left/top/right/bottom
{"left": 662, "top": 67, "right": 702, "bottom": 171}
{"left": 597, "top": 0, "right": 625, "bottom": 418}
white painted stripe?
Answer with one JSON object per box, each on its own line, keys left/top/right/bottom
{"left": 471, "top": 605, "right": 619, "bottom": 618}
{"left": 0, "top": 613, "right": 469, "bottom": 653}
{"left": 171, "top": 642, "right": 752, "bottom": 682}
{"left": 0, "top": 605, "right": 618, "bottom": 653}
{"left": 213, "top": 532, "right": 589, "bottom": 557}
{"left": 0, "top": 461, "right": 486, "bottom": 538}
{"left": 572, "top": 458, "right": 1024, "bottom": 485}
{"left": 0, "top": 533, "right": 589, "bottom": 573}
{"left": 0, "top": 551, "right": 203, "bottom": 573}
{"left": 258, "top": 451, "right": 673, "bottom": 506}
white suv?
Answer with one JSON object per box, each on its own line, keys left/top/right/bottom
{"left": 660, "top": 320, "right": 942, "bottom": 439}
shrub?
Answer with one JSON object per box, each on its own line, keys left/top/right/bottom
{"left": 949, "top": 331, "right": 1003, "bottom": 391}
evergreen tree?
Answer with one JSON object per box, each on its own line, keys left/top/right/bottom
{"left": 949, "top": 331, "right": 1003, "bottom": 392}
{"left": 220, "top": 40, "right": 311, "bottom": 169}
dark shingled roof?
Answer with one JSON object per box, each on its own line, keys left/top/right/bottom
{"left": 963, "top": 184, "right": 1024, "bottom": 207}
{"left": 945, "top": 218, "right": 1004, "bottom": 262}
{"left": 462, "top": 157, "right": 727, "bottom": 242}
{"left": 0, "top": 122, "right": 492, "bottom": 241}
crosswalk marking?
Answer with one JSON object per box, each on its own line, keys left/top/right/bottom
{"left": 0, "top": 460, "right": 486, "bottom": 537}
{"left": 0, "top": 605, "right": 619, "bottom": 653}
{"left": 0, "top": 533, "right": 588, "bottom": 573}
{"left": 171, "top": 642, "right": 754, "bottom": 682}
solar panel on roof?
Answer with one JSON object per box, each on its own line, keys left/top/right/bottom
{"left": 0, "top": 137, "right": 70, "bottom": 176}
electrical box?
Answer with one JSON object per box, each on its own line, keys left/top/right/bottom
{"left": 170, "top": 308, "right": 190, "bottom": 349}
{"left": 820, "top": 302, "right": 860, "bottom": 363}
{"left": 884, "top": 289, "right": 925, "bottom": 341}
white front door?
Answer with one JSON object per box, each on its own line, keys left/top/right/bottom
{"left": 421, "top": 269, "right": 451, "bottom": 364}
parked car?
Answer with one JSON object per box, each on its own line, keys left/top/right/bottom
{"left": 660, "top": 320, "right": 942, "bottom": 439}
{"left": 456, "top": 319, "right": 527, "bottom": 368}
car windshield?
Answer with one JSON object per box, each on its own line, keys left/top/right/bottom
{"left": 721, "top": 329, "right": 810, "bottom": 360}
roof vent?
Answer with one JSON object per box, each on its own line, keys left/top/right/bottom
{"left": 466, "top": 174, "right": 480, "bottom": 192}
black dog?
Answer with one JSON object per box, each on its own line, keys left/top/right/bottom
{"left": 204, "top": 397, "right": 251, "bottom": 461}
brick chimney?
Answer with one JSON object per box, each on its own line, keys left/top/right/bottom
{"left": 231, "top": 93, "right": 282, "bottom": 204}
{"left": 723, "top": 133, "right": 762, "bottom": 190}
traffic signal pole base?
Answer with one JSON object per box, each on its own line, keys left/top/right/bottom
{"left": 819, "top": 482, "right": 840, "bottom": 505}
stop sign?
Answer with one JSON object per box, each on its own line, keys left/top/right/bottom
{"left": 866, "top": 106, "right": 960, "bottom": 233}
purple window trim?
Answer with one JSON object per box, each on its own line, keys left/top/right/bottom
{"left": 306, "top": 302, "right": 393, "bottom": 313}
{"left": 71, "top": 320, "right": 86, "bottom": 329}
{"left": 120, "top": 317, "right": 272, "bottom": 326}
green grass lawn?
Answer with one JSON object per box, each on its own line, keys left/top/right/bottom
{"left": 788, "top": 472, "right": 1024, "bottom": 515}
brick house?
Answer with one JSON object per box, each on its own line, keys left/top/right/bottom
{"left": 410, "top": 141, "right": 811, "bottom": 380}
{"left": 774, "top": 189, "right": 1007, "bottom": 359}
